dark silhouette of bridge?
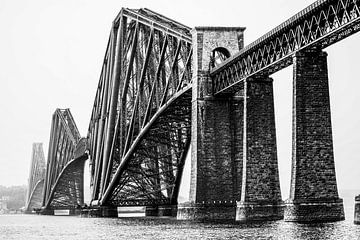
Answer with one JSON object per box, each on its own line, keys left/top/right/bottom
{"left": 26, "top": 0, "right": 360, "bottom": 222}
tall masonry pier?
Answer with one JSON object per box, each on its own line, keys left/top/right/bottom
{"left": 355, "top": 195, "right": 360, "bottom": 224}
{"left": 284, "top": 49, "right": 344, "bottom": 222}
{"left": 177, "top": 27, "right": 283, "bottom": 221}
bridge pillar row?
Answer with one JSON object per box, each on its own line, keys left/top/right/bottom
{"left": 177, "top": 27, "right": 245, "bottom": 221}
{"left": 284, "top": 49, "right": 344, "bottom": 222}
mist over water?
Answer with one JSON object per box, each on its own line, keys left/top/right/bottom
{"left": 1, "top": 190, "right": 359, "bottom": 240}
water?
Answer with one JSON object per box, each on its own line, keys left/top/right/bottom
{"left": 1, "top": 191, "right": 359, "bottom": 240}
{"left": 0, "top": 214, "right": 360, "bottom": 240}
{"left": 0, "top": 215, "right": 360, "bottom": 240}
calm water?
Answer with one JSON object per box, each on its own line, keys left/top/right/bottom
{"left": 1, "top": 193, "right": 360, "bottom": 240}
{"left": 0, "top": 214, "right": 359, "bottom": 240}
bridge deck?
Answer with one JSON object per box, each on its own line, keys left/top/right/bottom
{"left": 211, "top": 0, "right": 360, "bottom": 95}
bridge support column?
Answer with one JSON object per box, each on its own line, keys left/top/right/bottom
{"left": 284, "top": 50, "right": 344, "bottom": 222}
{"left": 177, "top": 94, "right": 243, "bottom": 221}
{"left": 101, "top": 206, "right": 118, "bottom": 217}
{"left": 177, "top": 27, "right": 245, "bottom": 221}
{"left": 236, "top": 77, "right": 283, "bottom": 222}
{"left": 354, "top": 195, "right": 360, "bottom": 224}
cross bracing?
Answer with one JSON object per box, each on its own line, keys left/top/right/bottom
{"left": 211, "top": 0, "right": 360, "bottom": 95}
{"left": 42, "top": 109, "right": 86, "bottom": 209}
{"left": 25, "top": 143, "right": 46, "bottom": 212}
{"left": 87, "top": 8, "right": 192, "bottom": 206}
{"left": 41, "top": 0, "right": 360, "bottom": 211}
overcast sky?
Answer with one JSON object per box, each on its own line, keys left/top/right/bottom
{"left": 0, "top": 0, "right": 359, "bottom": 200}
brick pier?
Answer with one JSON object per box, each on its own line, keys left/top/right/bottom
{"left": 177, "top": 26, "right": 283, "bottom": 222}
{"left": 236, "top": 76, "right": 283, "bottom": 222}
{"left": 177, "top": 27, "right": 245, "bottom": 221}
{"left": 355, "top": 195, "right": 360, "bottom": 224}
{"left": 284, "top": 50, "right": 344, "bottom": 222}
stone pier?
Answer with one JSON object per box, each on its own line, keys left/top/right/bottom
{"left": 177, "top": 26, "right": 283, "bottom": 222}
{"left": 177, "top": 27, "right": 245, "bottom": 221}
{"left": 236, "top": 76, "right": 284, "bottom": 222}
{"left": 284, "top": 50, "right": 344, "bottom": 222}
{"left": 354, "top": 195, "right": 360, "bottom": 224}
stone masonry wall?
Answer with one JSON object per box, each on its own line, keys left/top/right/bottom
{"left": 290, "top": 50, "right": 339, "bottom": 201}
{"left": 241, "top": 77, "right": 282, "bottom": 203}
{"left": 355, "top": 195, "right": 360, "bottom": 224}
{"left": 189, "top": 27, "right": 245, "bottom": 205}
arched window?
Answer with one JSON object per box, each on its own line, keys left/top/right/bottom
{"left": 210, "top": 47, "right": 231, "bottom": 68}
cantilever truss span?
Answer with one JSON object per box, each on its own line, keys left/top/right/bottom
{"left": 211, "top": 0, "right": 360, "bottom": 95}
{"left": 43, "top": 109, "right": 87, "bottom": 209}
{"left": 87, "top": 8, "right": 192, "bottom": 206}
{"left": 25, "top": 143, "right": 46, "bottom": 212}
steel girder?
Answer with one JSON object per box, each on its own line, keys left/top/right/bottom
{"left": 25, "top": 143, "right": 46, "bottom": 211}
{"left": 44, "top": 151, "right": 87, "bottom": 209}
{"left": 211, "top": 0, "right": 360, "bottom": 95}
{"left": 87, "top": 8, "right": 192, "bottom": 206}
{"left": 42, "top": 109, "right": 84, "bottom": 208}
{"left": 26, "top": 180, "right": 44, "bottom": 211}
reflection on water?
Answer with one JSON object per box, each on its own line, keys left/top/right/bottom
{"left": 1, "top": 191, "right": 359, "bottom": 240}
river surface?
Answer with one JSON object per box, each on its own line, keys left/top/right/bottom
{"left": 1, "top": 192, "right": 360, "bottom": 240}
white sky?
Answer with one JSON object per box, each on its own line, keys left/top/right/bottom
{"left": 0, "top": 0, "right": 359, "bottom": 201}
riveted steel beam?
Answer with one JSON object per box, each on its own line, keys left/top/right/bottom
{"left": 212, "top": 0, "right": 360, "bottom": 95}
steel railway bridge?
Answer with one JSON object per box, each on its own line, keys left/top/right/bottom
{"left": 25, "top": 143, "right": 46, "bottom": 213}
{"left": 26, "top": 0, "right": 360, "bottom": 222}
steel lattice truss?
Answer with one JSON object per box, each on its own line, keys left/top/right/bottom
{"left": 25, "top": 143, "right": 46, "bottom": 212}
{"left": 43, "top": 109, "right": 86, "bottom": 209}
{"left": 46, "top": 150, "right": 87, "bottom": 208}
{"left": 211, "top": 0, "right": 360, "bottom": 95}
{"left": 87, "top": 8, "right": 192, "bottom": 206}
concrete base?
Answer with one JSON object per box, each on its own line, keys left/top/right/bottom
{"left": 236, "top": 201, "right": 284, "bottom": 222}
{"left": 354, "top": 195, "right": 360, "bottom": 224}
{"left": 81, "top": 205, "right": 177, "bottom": 218}
{"left": 81, "top": 208, "right": 101, "bottom": 218}
{"left": 24, "top": 209, "right": 41, "bottom": 214}
{"left": 81, "top": 206, "right": 117, "bottom": 218}
{"left": 40, "top": 208, "right": 82, "bottom": 216}
{"left": 177, "top": 202, "right": 236, "bottom": 221}
{"left": 146, "top": 205, "right": 177, "bottom": 217}
{"left": 102, "top": 206, "right": 118, "bottom": 217}
{"left": 40, "top": 208, "right": 54, "bottom": 215}
{"left": 284, "top": 199, "right": 345, "bottom": 222}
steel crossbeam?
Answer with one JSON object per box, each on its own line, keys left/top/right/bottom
{"left": 211, "top": 0, "right": 360, "bottom": 95}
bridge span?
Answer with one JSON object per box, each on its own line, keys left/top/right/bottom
{"left": 26, "top": 0, "right": 360, "bottom": 222}
{"left": 25, "top": 143, "right": 46, "bottom": 213}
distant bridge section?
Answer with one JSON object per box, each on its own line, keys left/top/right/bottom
{"left": 25, "top": 143, "right": 46, "bottom": 213}
{"left": 211, "top": 0, "right": 360, "bottom": 95}
{"left": 42, "top": 109, "right": 87, "bottom": 213}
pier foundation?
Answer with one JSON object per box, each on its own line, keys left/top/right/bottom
{"left": 355, "top": 195, "right": 360, "bottom": 224}
{"left": 177, "top": 27, "right": 245, "bottom": 221}
{"left": 235, "top": 77, "right": 283, "bottom": 222}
